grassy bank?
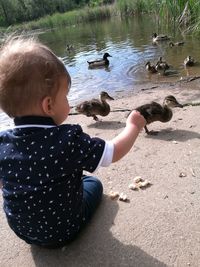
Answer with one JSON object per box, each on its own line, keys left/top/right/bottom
{"left": 7, "top": 5, "right": 114, "bottom": 32}
{"left": 4, "top": 0, "right": 200, "bottom": 35}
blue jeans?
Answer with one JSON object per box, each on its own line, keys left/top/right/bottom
{"left": 82, "top": 175, "right": 103, "bottom": 223}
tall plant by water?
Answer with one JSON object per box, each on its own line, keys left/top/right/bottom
{"left": 116, "top": 0, "right": 200, "bottom": 34}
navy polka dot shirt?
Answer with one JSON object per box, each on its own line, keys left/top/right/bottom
{"left": 0, "top": 116, "right": 105, "bottom": 245}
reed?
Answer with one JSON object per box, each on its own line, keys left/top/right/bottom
{"left": 116, "top": 0, "right": 149, "bottom": 15}
{"left": 116, "top": 0, "right": 200, "bottom": 34}
{"left": 184, "top": 1, "right": 200, "bottom": 34}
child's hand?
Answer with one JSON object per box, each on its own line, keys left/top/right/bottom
{"left": 126, "top": 110, "right": 146, "bottom": 130}
{"left": 111, "top": 110, "right": 146, "bottom": 162}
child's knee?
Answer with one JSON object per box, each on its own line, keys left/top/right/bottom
{"left": 83, "top": 175, "right": 103, "bottom": 198}
{"left": 93, "top": 177, "right": 103, "bottom": 195}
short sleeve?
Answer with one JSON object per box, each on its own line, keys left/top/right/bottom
{"left": 97, "top": 141, "right": 114, "bottom": 168}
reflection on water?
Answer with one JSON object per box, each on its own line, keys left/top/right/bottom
{"left": 1, "top": 15, "right": 200, "bottom": 125}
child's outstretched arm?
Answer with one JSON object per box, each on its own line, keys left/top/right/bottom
{"left": 112, "top": 110, "right": 146, "bottom": 162}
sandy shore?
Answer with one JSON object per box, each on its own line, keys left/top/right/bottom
{"left": 1, "top": 80, "right": 200, "bottom": 267}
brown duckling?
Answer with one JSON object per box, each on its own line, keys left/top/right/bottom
{"left": 145, "top": 61, "right": 157, "bottom": 73}
{"left": 152, "top": 33, "right": 170, "bottom": 44}
{"left": 66, "top": 44, "right": 74, "bottom": 52}
{"left": 155, "top": 57, "right": 170, "bottom": 72}
{"left": 75, "top": 91, "right": 114, "bottom": 121}
{"left": 169, "top": 41, "right": 184, "bottom": 47}
{"left": 184, "top": 56, "right": 195, "bottom": 67}
{"left": 87, "top": 53, "right": 112, "bottom": 68}
{"left": 135, "top": 95, "right": 183, "bottom": 135}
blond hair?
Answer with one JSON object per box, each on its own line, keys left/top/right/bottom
{"left": 0, "top": 36, "right": 71, "bottom": 117}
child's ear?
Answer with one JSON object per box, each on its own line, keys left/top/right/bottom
{"left": 42, "top": 96, "right": 55, "bottom": 116}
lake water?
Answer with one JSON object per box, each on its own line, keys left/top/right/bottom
{"left": 1, "top": 15, "right": 200, "bottom": 127}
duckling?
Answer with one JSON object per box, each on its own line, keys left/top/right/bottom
{"left": 66, "top": 44, "right": 74, "bottom": 52}
{"left": 155, "top": 57, "right": 170, "bottom": 72}
{"left": 135, "top": 95, "right": 183, "bottom": 135}
{"left": 184, "top": 56, "right": 195, "bottom": 67}
{"left": 145, "top": 61, "right": 157, "bottom": 74}
{"left": 75, "top": 91, "right": 114, "bottom": 121}
{"left": 87, "top": 53, "right": 112, "bottom": 68}
{"left": 169, "top": 41, "right": 184, "bottom": 47}
{"left": 152, "top": 33, "right": 170, "bottom": 44}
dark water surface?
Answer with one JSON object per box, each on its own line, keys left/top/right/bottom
{"left": 1, "top": 15, "right": 200, "bottom": 127}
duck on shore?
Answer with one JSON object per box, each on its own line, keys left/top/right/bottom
{"left": 87, "top": 53, "right": 112, "bottom": 68}
{"left": 75, "top": 91, "right": 114, "bottom": 121}
{"left": 135, "top": 95, "right": 183, "bottom": 135}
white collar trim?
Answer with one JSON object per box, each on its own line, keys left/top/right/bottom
{"left": 14, "top": 124, "right": 55, "bottom": 129}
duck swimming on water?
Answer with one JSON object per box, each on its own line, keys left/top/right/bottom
{"left": 152, "top": 33, "right": 170, "bottom": 44}
{"left": 155, "top": 57, "right": 170, "bottom": 72}
{"left": 169, "top": 41, "right": 184, "bottom": 47}
{"left": 184, "top": 56, "right": 195, "bottom": 67}
{"left": 75, "top": 91, "right": 114, "bottom": 121}
{"left": 66, "top": 44, "right": 74, "bottom": 52}
{"left": 135, "top": 95, "right": 183, "bottom": 135}
{"left": 87, "top": 53, "right": 112, "bottom": 68}
{"left": 145, "top": 61, "right": 157, "bottom": 74}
